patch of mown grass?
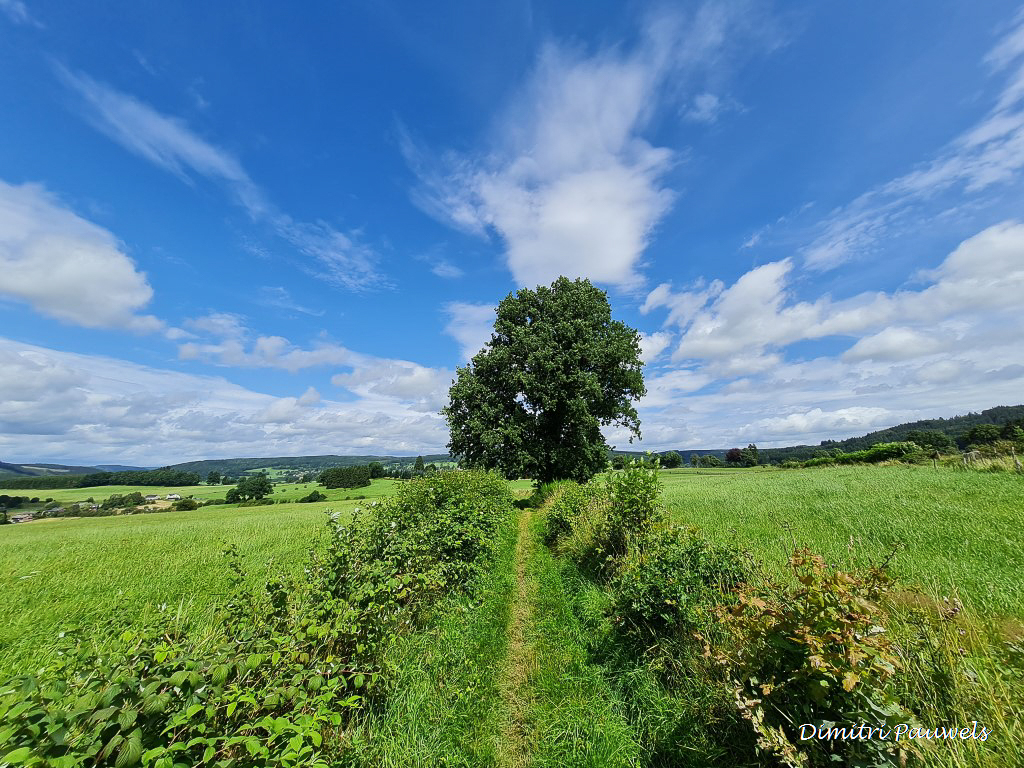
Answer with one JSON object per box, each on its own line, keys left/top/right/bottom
{"left": 659, "top": 465, "right": 1024, "bottom": 617}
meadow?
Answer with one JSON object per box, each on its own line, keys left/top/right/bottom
{"left": 659, "top": 465, "right": 1024, "bottom": 618}
{"left": 2, "top": 467, "right": 1020, "bottom": 766}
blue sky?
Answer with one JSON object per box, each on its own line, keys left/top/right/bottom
{"left": 2, "top": 1, "right": 1023, "bottom": 466}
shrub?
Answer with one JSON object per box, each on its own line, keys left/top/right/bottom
{"left": 720, "top": 549, "right": 917, "bottom": 767}
{"left": 594, "top": 458, "right": 663, "bottom": 566}
{"left": 298, "top": 490, "right": 327, "bottom": 503}
{"left": 173, "top": 498, "right": 200, "bottom": 511}
{"left": 611, "top": 526, "right": 749, "bottom": 649}
{"left": 542, "top": 481, "right": 591, "bottom": 542}
{"left": 238, "top": 498, "right": 276, "bottom": 507}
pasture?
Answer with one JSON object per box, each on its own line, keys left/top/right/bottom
{"left": 0, "top": 479, "right": 400, "bottom": 678}
{"left": 659, "top": 465, "right": 1024, "bottom": 619}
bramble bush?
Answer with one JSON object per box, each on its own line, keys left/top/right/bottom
{"left": 719, "top": 550, "right": 917, "bottom": 768}
{"left": 610, "top": 526, "right": 750, "bottom": 653}
{"left": 0, "top": 470, "right": 513, "bottom": 767}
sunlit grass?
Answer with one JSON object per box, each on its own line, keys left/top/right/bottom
{"left": 0, "top": 479, "right": 400, "bottom": 678}
{"left": 659, "top": 465, "right": 1024, "bottom": 618}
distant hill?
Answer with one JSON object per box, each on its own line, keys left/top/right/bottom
{"left": 757, "top": 404, "right": 1024, "bottom": 464}
{"left": 165, "top": 453, "right": 453, "bottom": 477}
{"left": 92, "top": 464, "right": 152, "bottom": 473}
{"left": 0, "top": 460, "right": 105, "bottom": 477}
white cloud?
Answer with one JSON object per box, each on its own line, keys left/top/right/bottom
{"left": 0, "top": 180, "right": 162, "bottom": 332}
{"left": 58, "top": 67, "right": 382, "bottom": 291}
{"left": 0, "top": 338, "right": 449, "bottom": 464}
{"left": 684, "top": 92, "right": 736, "bottom": 124}
{"left": 639, "top": 331, "right": 673, "bottom": 363}
{"left": 626, "top": 221, "right": 1024, "bottom": 450}
{"left": 408, "top": 3, "right": 774, "bottom": 289}
{"left": 842, "top": 327, "right": 948, "bottom": 362}
{"left": 648, "top": 221, "right": 1024, "bottom": 373}
{"left": 431, "top": 260, "right": 464, "bottom": 279}
{"left": 332, "top": 359, "right": 454, "bottom": 413}
{"left": 297, "top": 386, "right": 321, "bottom": 406}
{"left": 802, "top": 12, "right": 1024, "bottom": 270}
{"left": 443, "top": 301, "right": 496, "bottom": 361}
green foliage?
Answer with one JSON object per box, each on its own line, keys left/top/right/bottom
{"left": 413, "top": 456, "right": 424, "bottom": 472}
{"left": 659, "top": 451, "right": 683, "bottom": 469}
{"left": 172, "top": 498, "right": 200, "bottom": 511}
{"left": 802, "top": 441, "right": 918, "bottom": 467}
{"left": 610, "top": 527, "right": 749, "bottom": 650}
{"left": 594, "top": 458, "right": 663, "bottom": 565}
{"left": 904, "top": 429, "right": 956, "bottom": 452}
{"left": 443, "top": 276, "right": 646, "bottom": 484}
{"left": 318, "top": 466, "right": 371, "bottom": 489}
{"left": 542, "top": 482, "right": 594, "bottom": 543}
{"left": 0, "top": 470, "right": 512, "bottom": 766}
{"left": 207, "top": 471, "right": 222, "bottom": 485}
{"left": 297, "top": 490, "right": 327, "bottom": 503}
{"left": 966, "top": 423, "right": 1001, "bottom": 446}
{"left": 366, "top": 462, "right": 384, "bottom": 479}
{"left": 720, "top": 550, "right": 916, "bottom": 767}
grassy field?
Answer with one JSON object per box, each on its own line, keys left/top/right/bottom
{"left": 18, "top": 478, "right": 401, "bottom": 507}
{"left": 0, "top": 479, "right": 400, "bottom": 678}
{"left": 660, "top": 465, "right": 1024, "bottom": 619}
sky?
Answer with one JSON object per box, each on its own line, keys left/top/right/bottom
{"left": 1, "top": 1, "right": 1023, "bottom": 466}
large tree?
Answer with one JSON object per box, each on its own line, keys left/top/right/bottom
{"left": 443, "top": 277, "right": 646, "bottom": 484}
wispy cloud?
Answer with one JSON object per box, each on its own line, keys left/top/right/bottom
{"left": 443, "top": 301, "right": 496, "bottom": 361}
{"left": 256, "top": 286, "right": 325, "bottom": 316}
{"left": 0, "top": 0, "right": 41, "bottom": 27}
{"left": 407, "top": 2, "right": 778, "bottom": 290}
{"left": 57, "top": 66, "right": 383, "bottom": 291}
{"left": 0, "top": 180, "right": 162, "bottom": 332}
{"left": 802, "top": 12, "right": 1024, "bottom": 270}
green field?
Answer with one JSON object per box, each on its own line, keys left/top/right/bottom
{"left": 659, "top": 465, "right": 1024, "bottom": 618}
{"left": 2, "top": 466, "right": 1021, "bottom": 765}
{"left": 0, "top": 479, "right": 401, "bottom": 678}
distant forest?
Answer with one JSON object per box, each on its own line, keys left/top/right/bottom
{"left": 755, "top": 404, "right": 1024, "bottom": 464}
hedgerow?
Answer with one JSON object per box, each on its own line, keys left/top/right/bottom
{"left": 0, "top": 470, "right": 512, "bottom": 767}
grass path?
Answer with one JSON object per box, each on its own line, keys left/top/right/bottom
{"left": 498, "top": 503, "right": 540, "bottom": 768}
{"left": 497, "top": 498, "right": 640, "bottom": 768}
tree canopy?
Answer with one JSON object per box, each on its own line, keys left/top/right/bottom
{"left": 443, "top": 277, "right": 646, "bottom": 485}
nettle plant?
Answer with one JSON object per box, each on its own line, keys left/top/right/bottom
{"left": 720, "top": 549, "right": 917, "bottom": 768}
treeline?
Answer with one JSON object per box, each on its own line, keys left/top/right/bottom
{"left": 0, "top": 468, "right": 201, "bottom": 490}
{"left": 165, "top": 453, "right": 452, "bottom": 477}
{"left": 760, "top": 404, "right": 1024, "bottom": 463}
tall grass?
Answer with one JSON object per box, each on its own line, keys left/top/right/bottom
{"left": 660, "top": 466, "right": 1024, "bottom": 617}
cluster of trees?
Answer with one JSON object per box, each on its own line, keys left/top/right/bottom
{"left": 0, "top": 494, "right": 36, "bottom": 509}
{"left": 318, "top": 466, "right": 371, "bottom": 489}
{"left": 724, "top": 444, "right": 760, "bottom": 467}
{"left": 225, "top": 474, "right": 273, "bottom": 503}
{"left": 0, "top": 468, "right": 202, "bottom": 491}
